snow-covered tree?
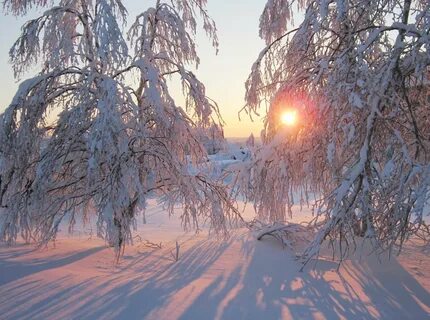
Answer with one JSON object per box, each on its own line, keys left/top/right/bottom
{"left": 0, "top": 0, "right": 240, "bottom": 255}
{"left": 240, "top": 0, "right": 430, "bottom": 262}
{"left": 194, "top": 122, "right": 225, "bottom": 155}
{"left": 246, "top": 133, "right": 255, "bottom": 148}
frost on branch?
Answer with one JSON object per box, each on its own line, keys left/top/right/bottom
{"left": 0, "top": 0, "right": 239, "bottom": 256}
{"left": 240, "top": 0, "right": 430, "bottom": 263}
{"left": 2, "top": 0, "right": 50, "bottom": 15}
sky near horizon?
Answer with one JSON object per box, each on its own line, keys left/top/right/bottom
{"left": 0, "top": 0, "right": 267, "bottom": 138}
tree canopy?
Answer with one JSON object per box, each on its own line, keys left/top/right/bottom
{"left": 0, "top": 0, "right": 239, "bottom": 255}
{"left": 240, "top": 0, "right": 430, "bottom": 261}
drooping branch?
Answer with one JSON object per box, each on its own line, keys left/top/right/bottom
{"left": 239, "top": 0, "right": 430, "bottom": 264}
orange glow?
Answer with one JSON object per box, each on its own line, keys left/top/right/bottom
{"left": 281, "top": 110, "right": 298, "bottom": 126}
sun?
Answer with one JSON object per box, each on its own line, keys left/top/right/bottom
{"left": 281, "top": 110, "right": 298, "bottom": 126}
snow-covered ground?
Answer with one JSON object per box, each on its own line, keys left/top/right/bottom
{"left": 0, "top": 199, "right": 429, "bottom": 320}
{"left": 1, "top": 147, "right": 429, "bottom": 320}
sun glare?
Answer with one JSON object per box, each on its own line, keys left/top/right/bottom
{"left": 281, "top": 110, "right": 298, "bottom": 126}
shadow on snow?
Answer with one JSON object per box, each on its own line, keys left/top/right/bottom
{"left": 0, "top": 236, "right": 429, "bottom": 320}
